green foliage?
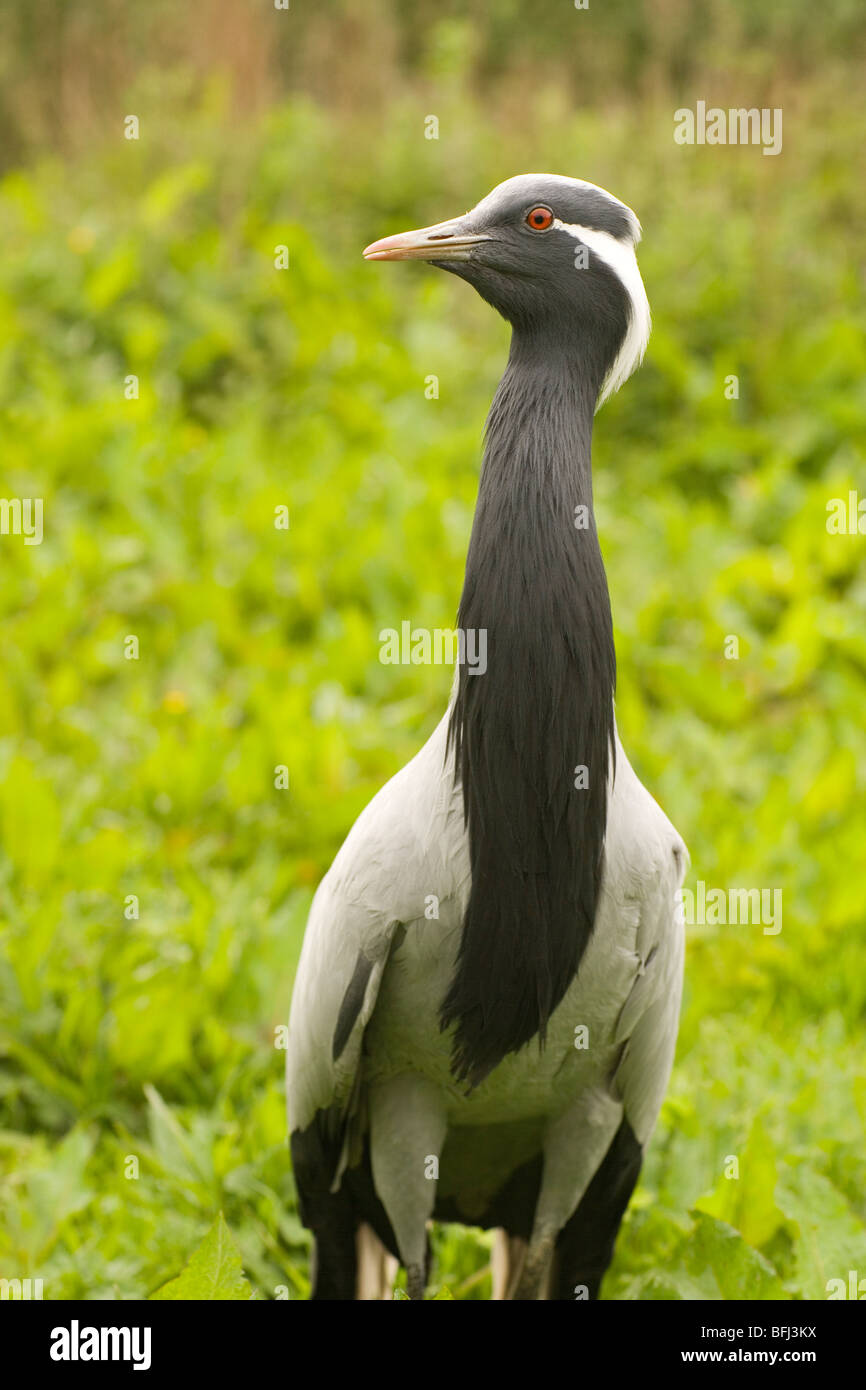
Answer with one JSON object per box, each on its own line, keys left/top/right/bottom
{"left": 0, "top": 25, "right": 864, "bottom": 1300}
{"left": 150, "top": 1213, "right": 253, "bottom": 1301}
{"left": 610, "top": 1211, "right": 786, "bottom": 1301}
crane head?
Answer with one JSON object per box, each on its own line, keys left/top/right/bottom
{"left": 363, "top": 173, "right": 650, "bottom": 406}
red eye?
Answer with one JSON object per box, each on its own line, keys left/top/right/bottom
{"left": 526, "top": 206, "right": 554, "bottom": 231}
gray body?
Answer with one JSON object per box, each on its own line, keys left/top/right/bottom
{"left": 287, "top": 713, "right": 686, "bottom": 1290}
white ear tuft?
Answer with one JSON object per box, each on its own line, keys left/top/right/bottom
{"left": 553, "top": 220, "right": 651, "bottom": 408}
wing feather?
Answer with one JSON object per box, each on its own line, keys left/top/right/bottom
{"left": 286, "top": 715, "right": 467, "bottom": 1139}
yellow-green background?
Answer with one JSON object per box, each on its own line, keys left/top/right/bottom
{"left": 0, "top": 1, "right": 864, "bottom": 1298}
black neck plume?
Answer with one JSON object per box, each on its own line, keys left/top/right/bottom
{"left": 442, "top": 331, "right": 616, "bottom": 1086}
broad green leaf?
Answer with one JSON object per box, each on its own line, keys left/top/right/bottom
{"left": 776, "top": 1164, "right": 866, "bottom": 1301}
{"left": 684, "top": 1212, "right": 786, "bottom": 1300}
{"left": 150, "top": 1214, "right": 253, "bottom": 1301}
{"left": 695, "top": 1117, "right": 785, "bottom": 1248}
{"left": 623, "top": 1213, "right": 785, "bottom": 1300}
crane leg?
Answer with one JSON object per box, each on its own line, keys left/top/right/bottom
{"left": 511, "top": 1088, "right": 623, "bottom": 1300}
{"left": 550, "top": 1116, "right": 643, "bottom": 1299}
{"left": 356, "top": 1223, "right": 399, "bottom": 1299}
{"left": 368, "top": 1074, "right": 447, "bottom": 1301}
{"left": 291, "top": 1119, "right": 358, "bottom": 1299}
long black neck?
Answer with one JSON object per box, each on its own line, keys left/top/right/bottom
{"left": 442, "top": 330, "right": 616, "bottom": 1086}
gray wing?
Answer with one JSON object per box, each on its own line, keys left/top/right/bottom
{"left": 286, "top": 715, "right": 467, "bottom": 1139}
{"left": 606, "top": 745, "right": 688, "bottom": 1146}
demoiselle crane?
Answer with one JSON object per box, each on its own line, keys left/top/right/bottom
{"left": 287, "top": 175, "right": 688, "bottom": 1300}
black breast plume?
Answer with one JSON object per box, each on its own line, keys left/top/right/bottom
{"left": 441, "top": 353, "right": 616, "bottom": 1087}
